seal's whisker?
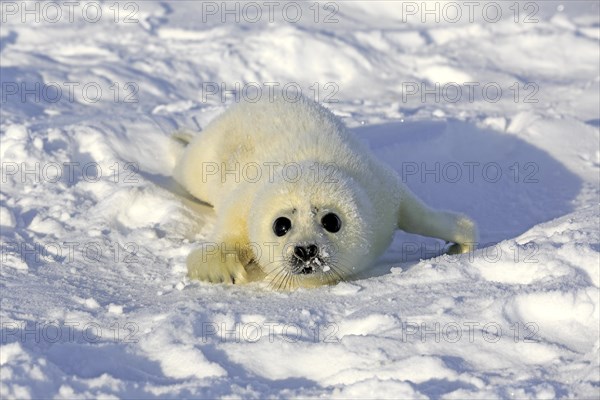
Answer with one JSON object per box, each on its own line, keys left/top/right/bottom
{"left": 261, "top": 258, "right": 287, "bottom": 277}
{"left": 284, "top": 272, "right": 294, "bottom": 291}
{"left": 276, "top": 271, "right": 291, "bottom": 291}
{"left": 329, "top": 264, "right": 348, "bottom": 283}
{"left": 267, "top": 266, "right": 287, "bottom": 289}
{"left": 262, "top": 259, "right": 289, "bottom": 289}
{"left": 261, "top": 257, "right": 289, "bottom": 273}
{"left": 326, "top": 256, "right": 353, "bottom": 283}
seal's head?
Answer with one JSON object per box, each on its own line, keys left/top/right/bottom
{"left": 248, "top": 164, "right": 375, "bottom": 289}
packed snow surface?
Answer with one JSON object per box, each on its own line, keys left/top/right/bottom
{"left": 1, "top": 1, "right": 599, "bottom": 398}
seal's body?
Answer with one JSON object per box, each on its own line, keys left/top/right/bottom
{"left": 174, "top": 96, "right": 476, "bottom": 289}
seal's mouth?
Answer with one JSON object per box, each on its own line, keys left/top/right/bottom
{"left": 290, "top": 256, "right": 328, "bottom": 275}
{"left": 265, "top": 255, "right": 343, "bottom": 290}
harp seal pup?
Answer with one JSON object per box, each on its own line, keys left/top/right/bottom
{"left": 173, "top": 96, "right": 476, "bottom": 289}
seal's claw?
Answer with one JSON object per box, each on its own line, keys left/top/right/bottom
{"left": 445, "top": 241, "right": 476, "bottom": 255}
{"left": 187, "top": 247, "right": 248, "bottom": 285}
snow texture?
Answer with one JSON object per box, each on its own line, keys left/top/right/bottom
{"left": 1, "top": 1, "right": 599, "bottom": 398}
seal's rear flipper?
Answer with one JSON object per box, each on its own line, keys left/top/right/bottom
{"left": 397, "top": 187, "right": 477, "bottom": 254}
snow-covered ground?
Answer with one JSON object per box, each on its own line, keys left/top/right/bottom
{"left": 1, "top": 1, "right": 599, "bottom": 398}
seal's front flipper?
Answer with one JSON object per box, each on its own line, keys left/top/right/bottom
{"left": 187, "top": 243, "right": 249, "bottom": 284}
{"left": 397, "top": 187, "right": 477, "bottom": 254}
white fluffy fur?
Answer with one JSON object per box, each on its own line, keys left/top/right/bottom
{"left": 173, "top": 96, "right": 477, "bottom": 289}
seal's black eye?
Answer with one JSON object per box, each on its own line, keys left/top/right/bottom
{"left": 321, "top": 213, "right": 342, "bottom": 233}
{"left": 273, "top": 217, "right": 292, "bottom": 237}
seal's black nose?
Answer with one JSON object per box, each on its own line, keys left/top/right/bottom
{"left": 294, "top": 244, "right": 318, "bottom": 262}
